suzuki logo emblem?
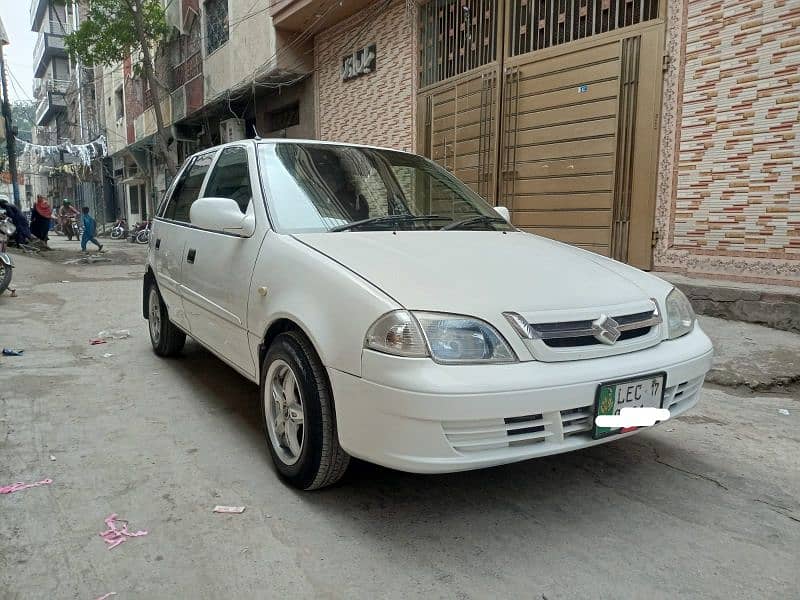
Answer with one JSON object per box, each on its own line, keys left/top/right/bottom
{"left": 592, "top": 314, "right": 621, "bottom": 345}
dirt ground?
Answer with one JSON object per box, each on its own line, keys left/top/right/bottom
{"left": 1, "top": 238, "right": 798, "bottom": 599}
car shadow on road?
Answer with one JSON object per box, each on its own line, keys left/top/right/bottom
{"left": 168, "top": 340, "right": 728, "bottom": 524}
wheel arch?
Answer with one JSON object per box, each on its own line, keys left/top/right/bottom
{"left": 143, "top": 267, "right": 156, "bottom": 319}
{"left": 258, "top": 316, "right": 325, "bottom": 382}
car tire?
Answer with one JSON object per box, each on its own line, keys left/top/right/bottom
{"left": 261, "top": 331, "right": 350, "bottom": 490}
{"left": 146, "top": 283, "right": 186, "bottom": 357}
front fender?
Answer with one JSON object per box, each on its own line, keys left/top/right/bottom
{"left": 0, "top": 253, "right": 14, "bottom": 268}
{"left": 247, "top": 233, "right": 399, "bottom": 377}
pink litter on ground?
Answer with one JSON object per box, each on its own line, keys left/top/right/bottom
{"left": 89, "top": 339, "right": 107, "bottom": 345}
{"left": 94, "top": 593, "right": 117, "bottom": 600}
{"left": 0, "top": 478, "right": 53, "bottom": 494}
{"left": 99, "top": 513, "right": 148, "bottom": 550}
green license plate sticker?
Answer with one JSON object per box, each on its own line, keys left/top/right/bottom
{"left": 593, "top": 373, "right": 666, "bottom": 439}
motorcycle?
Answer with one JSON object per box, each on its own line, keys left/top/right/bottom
{"left": 0, "top": 209, "right": 16, "bottom": 294}
{"left": 61, "top": 216, "right": 79, "bottom": 241}
{"left": 129, "top": 220, "right": 151, "bottom": 245}
{"left": 110, "top": 218, "right": 128, "bottom": 240}
{"left": 135, "top": 220, "right": 152, "bottom": 245}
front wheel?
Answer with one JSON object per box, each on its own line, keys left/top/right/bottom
{"left": 147, "top": 284, "right": 186, "bottom": 357}
{"left": 111, "top": 228, "right": 124, "bottom": 239}
{"left": 261, "top": 331, "right": 350, "bottom": 490}
{"left": 136, "top": 230, "right": 150, "bottom": 245}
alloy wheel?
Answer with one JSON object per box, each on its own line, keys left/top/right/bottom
{"left": 265, "top": 359, "right": 305, "bottom": 466}
{"left": 148, "top": 287, "right": 161, "bottom": 344}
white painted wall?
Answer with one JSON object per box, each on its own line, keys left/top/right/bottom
{"left": 202, "top": 0, "right": 276, "bottom": 104}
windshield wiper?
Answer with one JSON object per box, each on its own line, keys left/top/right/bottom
{"left": 442, "top": 215, "right": 509, "bottom": 231}
{"left": 329, "top": 214, "right": 448, "bottom": 232}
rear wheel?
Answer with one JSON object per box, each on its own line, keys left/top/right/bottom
{"left": 261, "top": 331, "right": 349, "bottom": 490}
{"left": 147, "top": 284, "right": 186, "bottom": 357}
{"left": 111, "top": 228, "right": 123, "bottom": 239}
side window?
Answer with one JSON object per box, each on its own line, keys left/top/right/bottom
{"left": 203, "top": 147, "right": 253, "bottom": 213}
{"left": 164, "top": 152, "right": 215, "bottom": 222}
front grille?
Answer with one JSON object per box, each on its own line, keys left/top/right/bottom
{"left": 442, "top": 414, "right": 552, "bottom": 453}
{"left": 560, "top": 406, "right": 594, "bottom": 436}
{"left": 538, "top": 311, "right": 656, "bottom": 348}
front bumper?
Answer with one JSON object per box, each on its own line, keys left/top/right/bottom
{"left": 329, "top": 326, "right": 713, "bottom": 473}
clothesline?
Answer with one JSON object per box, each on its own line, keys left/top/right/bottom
{"left": 15, "top": 135, "right": 108, "bottom": 168}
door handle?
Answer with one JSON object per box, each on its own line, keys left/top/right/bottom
{"left": 155, "top": 238, "right": 161, "bottom": 249}
{"left": 187, "top": 248, "right": 196, "bottom": 264}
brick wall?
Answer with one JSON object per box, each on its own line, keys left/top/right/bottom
{"left": 656, "top": 0, "right": 800, "bottom": 285}
{"left": 314, "top": 0, "right": 416, "bottom": 151}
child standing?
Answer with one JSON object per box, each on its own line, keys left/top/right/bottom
{"left": 80, "top": 206, "right": 103, "bottom": 252}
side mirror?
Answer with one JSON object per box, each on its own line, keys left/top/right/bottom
{"left": 494, "top": 205, "right": 511, "bottom": 222}
{"left": 190, "top": 197, "right": 255, "bottom": 237}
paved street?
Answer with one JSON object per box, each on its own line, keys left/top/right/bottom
{"left": 1, "top": 239, "right": 799, "bottom": 599}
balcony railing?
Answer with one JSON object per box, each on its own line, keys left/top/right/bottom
{"left": 33, "top": 22, "right": 71, "bottom": 78}
{"left": 35, "top": 91, "right": 67, "bottom": 127}
{"left": 34, "top": 78, "right": 70, "bottom": 99}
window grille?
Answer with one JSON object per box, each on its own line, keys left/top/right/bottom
{"left": 419, "top": 0, "right": 499, "bottom": 88}
{"left": 509, "top": 0, "right": 659, "bottom": 57}
{"left": 205, "top": 0, "right": 229, "bottom": 55}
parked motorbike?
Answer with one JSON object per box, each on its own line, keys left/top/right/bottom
{"left": 129, "top": 220, "right": 151, "bottom": 244}
{"left": 110, "top": 218, "right": 128, "bottom": 240}
{"left": 135, "top": 220, "right": 152, "bottom": 245}
{"left": 0, "top": 209, "right": 16, "bottom": 294}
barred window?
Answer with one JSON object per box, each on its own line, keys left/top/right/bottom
{"left": 205, "top": 0, "right": 229, "bottom": 55}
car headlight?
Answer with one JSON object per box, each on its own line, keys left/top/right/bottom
{"left": 365, "top": 310, "right": 517, "bottom": 364}
{"left": 665, "top": 288, "right": 695, "bottom": 339}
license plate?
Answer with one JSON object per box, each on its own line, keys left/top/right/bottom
{"left": 593, "top": 373, "right": 666, "bottom": 439}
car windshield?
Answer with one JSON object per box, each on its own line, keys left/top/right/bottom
{"left": 257, "top": 142, "right": 513, "bottom": 233}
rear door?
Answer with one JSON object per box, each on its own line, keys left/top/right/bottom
{"left": 180, "top": 145, "right": 267, "bottom": 379}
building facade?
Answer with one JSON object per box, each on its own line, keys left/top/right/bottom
{"left": 268, "top": 0, "right": 800, "bottom": 286}
{"left": 88, "top": 0, "right": 800, "bottom": 286}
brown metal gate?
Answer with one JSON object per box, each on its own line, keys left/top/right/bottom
{"left": 417, "top": 0, "right": 664, "bottom": 269}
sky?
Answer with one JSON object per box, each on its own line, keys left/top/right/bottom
{"left": 0, "top": 4, "right": 38, "bottom": 103}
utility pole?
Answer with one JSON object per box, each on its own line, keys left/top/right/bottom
{"left": 0, "top": 20, "right": 21, "bottom": 208}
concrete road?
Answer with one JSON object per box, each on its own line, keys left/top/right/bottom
{"left": 2, "top": 239, "right": 799, "bottom": 599}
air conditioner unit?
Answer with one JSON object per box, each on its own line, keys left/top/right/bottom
{"left": 219, "top": 118, "right": 246, "bottom": 144}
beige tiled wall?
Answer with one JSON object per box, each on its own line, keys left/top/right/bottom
{"left": 314, "top": 0, "right": 416, "bottom": 152}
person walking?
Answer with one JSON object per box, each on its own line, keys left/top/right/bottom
{"left": 30, "top": 196, "right": 52, "bottom": 246}
{"left": 80, "top": 206, "right": 103, "bottom": 253}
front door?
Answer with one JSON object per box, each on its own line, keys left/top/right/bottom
{"left": 179, "top": 145, "right": 267, "bottom": 379}
{"left": 152, "top": 152, "right": 216, "bottom": 332}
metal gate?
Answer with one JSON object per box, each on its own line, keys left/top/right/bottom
{"left": 417, "top": 0, "right": 664, "bottom": 269}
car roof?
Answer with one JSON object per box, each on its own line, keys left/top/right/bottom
{"left": 188, "top": 138, "right": 411, "bottom": 161}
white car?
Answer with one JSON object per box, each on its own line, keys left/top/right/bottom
{"left": 144, "top": 140, "right": 713, "bottom": 490}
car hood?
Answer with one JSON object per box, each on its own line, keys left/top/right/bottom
{"left": 291, "top": 231, "right": 671, "bottom": 317}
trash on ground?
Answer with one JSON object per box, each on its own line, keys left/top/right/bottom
{"left": 213, "top": 505, "right": 246, "bottom": 514}
{"left": 2, "top": 348, "right": 24, "bottom": 356}
{"left": 1, "top": 478, "right": 53, "bottom": 495}
{"left": 99, "top": 513, "right": 148, "bottom": 550}
{"left": 102, "top": 353, "right": 114, "bottom": 358}
{"left": 778, "top": 408, "right": 790, "bottom": 416}
{"left": 98, "top": 329, "right": 131, "bottom": 340}
{"left": 89, "top": 339, "right": 107, "bottom": 345}
{"left": 60, "top": 280, "right": 70, "bottom": 283}
{"left": 94, "top": 593, "right": 117, "bottom": 600}
{"left": 49, "top": 455, "right": 56, "bottom": 461}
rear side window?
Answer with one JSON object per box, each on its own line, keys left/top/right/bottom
{"left": 203, "top": 147, "right": 253, "bottom": 213}
{"left": 163, "top": 152, "right": 215, "bottom": 222}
